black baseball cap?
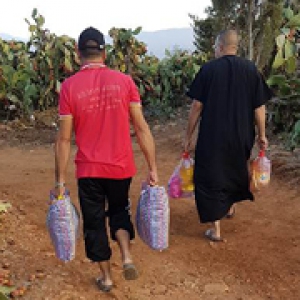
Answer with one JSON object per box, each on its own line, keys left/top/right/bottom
{"left": 78, "top": 27, "right": 105, "bottom": 51}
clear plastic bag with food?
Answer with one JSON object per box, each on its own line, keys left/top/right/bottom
{"left": 168, "top": 152, "right": 194, "bottom": 198}
{"left": 251, "top": 150, "right": 271, "bottom": 190}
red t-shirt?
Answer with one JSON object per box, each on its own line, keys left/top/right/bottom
{"left": 59, "top": 65, "right": 141, "bottom": 179}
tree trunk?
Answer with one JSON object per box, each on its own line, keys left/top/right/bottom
{"left": 248, "top": 0, "right": 254, "bottom": 61}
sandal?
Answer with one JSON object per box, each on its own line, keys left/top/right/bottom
{"left": 204, "top": 229, "right": 223, "bottom": 242}
{"left": 96, "top": 278, "right": 113, "bottom": 293}
{"left": 123, "top": 263, "right": 138, "bottom": 280}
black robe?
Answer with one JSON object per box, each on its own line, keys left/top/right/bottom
{"left": 186, "top": 55, "right": 273, "bottom": 223}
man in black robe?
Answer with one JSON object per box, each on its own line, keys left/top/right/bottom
{"left": 184, "top": 29, "right": 272, "bottom": 241}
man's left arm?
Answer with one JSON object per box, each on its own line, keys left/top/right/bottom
{"left": 54, "top": 117, "right": 73, "bottom": 196}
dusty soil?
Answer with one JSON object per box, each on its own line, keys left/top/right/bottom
{"left": 0, "top": 117, "right": 300, "bottom": 300}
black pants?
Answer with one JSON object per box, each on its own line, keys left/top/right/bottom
{"left": 78, "top": 177, "right": 135, "bottom": 262}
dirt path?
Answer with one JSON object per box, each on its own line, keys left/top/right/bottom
{"left": 0, "top": 125, "right": 300, "bottom": 300}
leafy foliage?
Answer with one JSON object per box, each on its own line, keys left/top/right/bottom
{"left": 0, "top": 9, "right": 80, "bottom": 119}
{"left": 0, "top": 290, "right": 11, "bottom": 300}
{"left": 0, "top": 201, "right": 11, "bottom": 213}
{"left": 190, "top": 0, "right": 283, "bottom": 74}
{"left": 289, "top": 120, "right": 300, "bottom": 150}
{"left": 0, "top": 10, "right": 204, "bottom": 121}
{"left": 266, "top": 3, "right": 300, "bottom": 149}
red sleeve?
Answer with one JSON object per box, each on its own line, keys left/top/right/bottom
{"left": 59, "top": 81, "right": 73, "bottom": 118}
{"left": 128, "top": 76, "right": 141, "bottom": 104}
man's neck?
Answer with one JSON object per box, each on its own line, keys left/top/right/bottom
{"left": 222, "top": 51, "right": 237, "bottom": 56}
{"left": 222, "top": 45, "right": 237, "bottom": 56}
{"left": 81, "top": 58, "right": 105, "bottom": 66}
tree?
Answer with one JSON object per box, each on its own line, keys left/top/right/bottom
{"left": 253, "top": 0, "right": 283, "bottom": 74}
{"left": 189, "top": 0, "right": 242, "bottom": 57}
{"left": 189, "top": 15, "right": 216, "bottom": 57}
{"left": 190, "top": 0, "right": 284, "bottom": 75}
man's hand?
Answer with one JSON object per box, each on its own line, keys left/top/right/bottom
{"left": 53, "top": 185, "right": 66, "bottom": 199}
{"left": 184, "top": 138, "right": 192, "bottom": 153}
{"left": 257, "top": 135, "right": 268, "bottom": 150}
{"left": 49, "top": 185, "right": 66, "bottom": 205}
{"left": 147, "top": 170, "right": 158, "bottom": 186}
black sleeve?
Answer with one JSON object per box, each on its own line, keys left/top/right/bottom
{"left": 253, "top": 71, "right": 274, "bottom": 109}
{"left": 186, "top": 65, "right": 207, "bottom": 105}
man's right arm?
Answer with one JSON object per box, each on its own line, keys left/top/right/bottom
{"left": 184, "top": 100, "right": 203, "bottom": 152}
{"left": 130, "top": 104, "right": 158, "bottom": 185}
{"left": 255, "top": 105, "right": 268, "bottom": 150}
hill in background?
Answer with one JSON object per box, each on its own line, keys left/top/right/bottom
{"left": 139, "top": 27, "right": 195, "bottom": 58}
{"left": 106, "top": 27, "right": 195, "bottom": 58}
{"left": 0, "top": 33, "right": 25, "bottom": 41}
{"left": 1, "top": 27, "right": 195, "bottom": 59}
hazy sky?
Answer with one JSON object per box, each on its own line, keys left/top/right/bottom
{"left": 1, "top": 0, "right": 211, "bottom": 39}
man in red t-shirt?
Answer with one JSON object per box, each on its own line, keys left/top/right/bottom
{"left": 54, "top": 27, "right": 158, "bottom": 292}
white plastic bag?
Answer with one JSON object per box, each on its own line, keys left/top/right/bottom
{"left": 136, "top": 185, "right": 169, "bottom": 251}
{"left": 46, "top": 191, "right": 80, "bottom": 262}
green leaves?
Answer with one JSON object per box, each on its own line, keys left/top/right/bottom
{"left": 276, "top": 34, "right": 286, "bottom": 49}
{"left": 284, "top": 40, "right": 296, "bottom": 60}
{"left": 272, "top": 50, "right": 285, "bottom": 69}
{"left": 286, "top": 13, "right": 300, "bottom": 27}
{"left": 23, "top": 82, "right": 38, "bottom": 113}
{"left": 0, "top": 8, "right": 81, "bottom": 116}
{"left": 284, "top": 7, "right": 294, "bottom": 20}
{"left": 267, "top": 3, "right": 300, "bottom": 148}
{"left": 64, "top": 58, "right": 73, "bottom": 73}
{"left": 0, "top": 291, "right": 10, "bottom": 300}
{"left": 289, "top": 120, "right": 300, "bottom": 150}
{"left": 29, "top": 25, "right": 37, "bottom": 33}
{"left": 286, "top": 56, "right": 297, "bottom": 74}
{"left": 0, "top": 201, "right": 11, "bottom": 213}
{"left": 272, "top": 4, "right": 299, "bottom": 76}
{"left": 56, "top": 80, "right": 61, "bottom": 94}
{"left": 267, "top": 74, "right": 287, "bottom": 86}
{"left": 37, "top": 15, "right": 45, "bottom": 27}
{"left": 32, "top": 8, "right": 38, "bottom": 19}
{"left": 132, "top": 27, "right": 142, "bottom": 35}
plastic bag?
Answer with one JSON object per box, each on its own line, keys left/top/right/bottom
{"left": 167, "top": 165, "right": 182, "bottom": 198}
{"left": 251, "top": 150, "right": 271, "bottom": 190}
{"left": 179, "top": 152, "right": 194, "bottom": 197}
{"left": 136, "top": 185, "right": 169, "bottom": 251}
{"left": 46, "top": 190, "right": 80, "bottom": 262}
{"left": 168, "top": 153, "right": 194, "bottom": 198}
